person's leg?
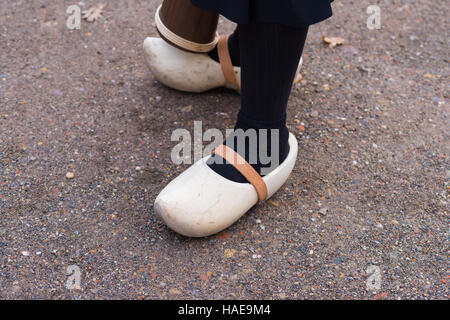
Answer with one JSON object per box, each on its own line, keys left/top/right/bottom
{"left": 208, "top": 26, "right": 241, "bottom": 67}
{"left": 208, "top": 21, "right": 309, "bottom": 183}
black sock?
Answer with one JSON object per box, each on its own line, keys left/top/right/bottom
{"left": 208, "top": 26, "right": 241, "bottom": 67}
{"left": 208, "top": 21, "right": 309, "bottom": 183}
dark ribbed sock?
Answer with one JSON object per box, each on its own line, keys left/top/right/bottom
{"left": 208, "top": 26, "right": 241, "bottom": 67}
{"left": 208, "top": 21, "right": 309, "bottom": 183}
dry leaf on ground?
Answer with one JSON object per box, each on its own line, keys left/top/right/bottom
{"left": 322, "top": 36, "right": 346, "bottom": 48}
{"left": 294, "top": 73, "right": 303, "bottom": 84}
{"left": 82, "top": 3, "right": 106, "bottom": 22}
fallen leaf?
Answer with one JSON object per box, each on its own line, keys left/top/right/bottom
{"left": 82, "top": 3, "right": 106, "bottom": 22}
{"left": 181, "top": 105, "right": 193, "bottom": 112}
{"left": 268, "top": 200, "right": 279, "bottom": 207}
{"left": 322, "top": 36, "right": 346, "bottom": 48}
{"left": 294, "top": 73, "right": 303, "bottom": 84}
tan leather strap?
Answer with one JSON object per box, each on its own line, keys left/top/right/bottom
{"left": 218, "top": 35, "right": 239, "bottom": 90}
{"left": 213, "top": 145, "right": 268, "bottom": 202}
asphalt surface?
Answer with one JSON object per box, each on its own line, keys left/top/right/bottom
{"left": 0, "top": 1, "right": 448, "bottom": 299}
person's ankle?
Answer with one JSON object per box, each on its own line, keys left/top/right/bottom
{"left": 208, "top": 34, "right": 240, "bottom": 67}
{"left": 207, "top": 122, "right": 289, "bottom": 183}
{"left": 234, "top": 121, "right": 290, "bottom": 175}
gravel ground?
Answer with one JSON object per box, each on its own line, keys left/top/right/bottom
{"left": 0, "top": 1, "right": 448, "bottom": 299}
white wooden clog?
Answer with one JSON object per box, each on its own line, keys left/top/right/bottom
{"left": 154, "top": 133, "right": 298, "bottom": 237}
{"left": 143, "top": 36, "right": 303, "bottom": 93}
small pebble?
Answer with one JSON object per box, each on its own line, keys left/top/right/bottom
{"left": 53, "top": 89, "right": 62, "bottom": 97}
{"left": 66, "top": 172, "right": 75, "bottom": 179}
{"left": 170, "top": 288, "right": 182, "bottom": 295}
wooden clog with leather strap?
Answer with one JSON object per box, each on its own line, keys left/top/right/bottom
{"left": 143, "top": 36, "right": 302, "bottom": 93}
{"left": 154, "top": 133, "right": 298, "bottom": 237}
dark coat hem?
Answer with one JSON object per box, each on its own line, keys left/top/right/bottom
{"left": 191, "top": 0, "right": 333, "bottom": 28}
